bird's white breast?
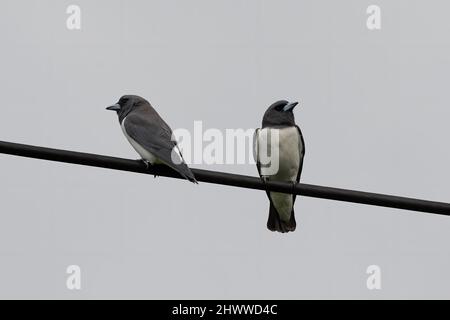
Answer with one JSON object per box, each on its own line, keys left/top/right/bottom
{"left": 256, "top": 126, "right": 303, "bottom": 221}
{"left": 256, "top": 127, "right": 302, "bottom": 180}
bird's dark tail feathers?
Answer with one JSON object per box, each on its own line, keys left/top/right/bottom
{"left": 267, "top": 203, "right": 296, "bottom": 233}
{"left": 172, "top": 146, "right": 198, "bottom": 184}
{"left": 174, "top": 163, "right": 198, "bottom": 184}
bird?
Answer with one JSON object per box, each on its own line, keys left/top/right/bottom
{"left": 106, "top": 95, "right": 197, "bottom": 183}
{"left": 254, "top": 100, "right": 305, "bottom": 233}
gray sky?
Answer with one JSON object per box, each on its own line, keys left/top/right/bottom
{"left": 0, "top": 0, "right": 449, "bottom": 299}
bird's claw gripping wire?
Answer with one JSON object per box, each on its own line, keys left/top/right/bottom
{"left": 262, "top": 177, "right": 296, "bottom": 195}
{"left": 141, "top": 159, "right": 160, "bottom": 178}
{"left": 141, "top": 159, "right": 151, "bottom": 170}
{"left": 291, "top": 181, "right": 296, "bottom": 195}
{"left": 262, "top": 176, "right": 269, "bottom": 193}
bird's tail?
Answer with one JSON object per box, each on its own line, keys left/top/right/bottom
{"left": 267, "top": 203, "right": 296, "bottom": 233}
{"left": 172, "top": 145, "right": 198, "bottom": 184}
{"left": 173, "top": 162, "right": 198, "bottom": 184}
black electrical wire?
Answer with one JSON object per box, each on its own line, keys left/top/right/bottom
{"left": 0, "top": 140, "right": 449, "bottom": 216}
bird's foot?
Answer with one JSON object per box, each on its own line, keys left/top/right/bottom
{"left": 261, "top": 176, "right": 269, "bottom": 192}
{"left": 290, "top": 181, "right": 297, "bottom": 195}
{"left": 141, "top": 160, "right": 152, "bottom": 170}
{"left": 140, "top": 160, "right": 160, "bottom": 178}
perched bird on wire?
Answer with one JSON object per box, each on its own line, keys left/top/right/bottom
{"left": 106, "top": 95, "right": 197, "bottom": 183}
{"left": 254, "top": 100, "right": 305, "bottom": 233}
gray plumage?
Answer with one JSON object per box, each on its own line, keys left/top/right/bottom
{"left": 107, "top": 95, "right": 197, "bottom": 183}
{"left": 254, "top": 100, "right": 305, "bottom": 233}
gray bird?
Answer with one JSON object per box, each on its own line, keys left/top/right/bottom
{"left": 254, "top": 100, "right": 305, "bottom": 233}
{"left": 106, "top": 95, "right": 197, "bottom": 183}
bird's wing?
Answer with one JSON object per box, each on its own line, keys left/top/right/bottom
{"left": 254, "top": 128, "right": 273, "bottom": 199}
{"left": 253, "top": 128, "right": 263, "bottom": 177}
{"left": 124, "top": 113, "right": 197, "bottom": 183}
{"left": 293, "top": 125, "right": 306, "bottom": 204}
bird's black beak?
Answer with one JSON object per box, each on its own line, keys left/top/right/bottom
{"left": 106, "top": 103, "right": 121, "bottom": 111}
{"left": 282, "top": 101, "right": 298, "bottom": 112}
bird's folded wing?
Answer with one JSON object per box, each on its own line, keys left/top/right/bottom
{"left": 254, "top": 128, "right": 274, "bottom": 200}
{"left": 123, "top": 113, "right": 181, "bottom": 166}
{"left": 292, "top": 125, "right": 306, "bottom": 204}
{"left": 295, "top": 125, "right": 305, "bottom": 182}
{"left": 253, "top": 128, "right": 262, "bottom": 177}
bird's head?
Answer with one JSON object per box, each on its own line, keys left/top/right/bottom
{"left": 262, "top": 100, "right": 299, "bottom": 127}
{"left": 106, "top": 95, "right": 148, "bottom": 121}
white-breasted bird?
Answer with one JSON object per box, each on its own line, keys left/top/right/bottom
{"left": 254, "top": 100, "right": 305, "bottom": 232}
{"left": 106, "top": 95, "right": 197, "bottom": 183}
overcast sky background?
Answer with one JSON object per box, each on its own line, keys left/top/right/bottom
{"left": 0, "top": 0, "right": 449, "bottom": 299}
